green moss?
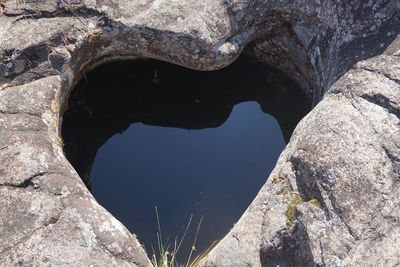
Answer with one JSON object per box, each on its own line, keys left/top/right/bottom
{"left": 307, "top": 199, "right": 322, "bottom": 209}
{"left": 285, "top": 196, "right": 303, "bottom": 228}
{"left": 284, "top": 197, "right": 322, "bottom": 228}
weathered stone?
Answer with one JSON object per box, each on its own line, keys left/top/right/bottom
{"left": 0, "top": 0, "right": 399, "bottom": 266}
{"left": 200, "top": 40, "right": 400, "bottom": 266}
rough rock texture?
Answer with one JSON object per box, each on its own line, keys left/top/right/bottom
{"left": 201, "top": 43, "right": 400, "bottom": 266}
{"left": 0, "top": 0, "right": 399, "bottom": 266}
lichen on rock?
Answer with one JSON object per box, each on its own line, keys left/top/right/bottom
{"left": 0, "top": 0, "right": 399, "bottom": 266}
{"left": 285, "top": 196, "right": 322, "bottom": 228}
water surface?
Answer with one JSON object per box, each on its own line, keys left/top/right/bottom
{"left": 91, "top": 101, "right": 285, "bottom": 261}
{"left": 61, "top": 58, "right": 311, "bottom": 262}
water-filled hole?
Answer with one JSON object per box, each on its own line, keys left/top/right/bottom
{"left": 61, "top": 57, "right": 311, "bottom": 261}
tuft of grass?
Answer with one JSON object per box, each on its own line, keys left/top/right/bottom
{"left": 151, "top": 207, "right": 214, "bottom": 267}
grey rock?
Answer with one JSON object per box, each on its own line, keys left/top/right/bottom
{"left": 201, "top": 36, "right": 400, "bottom": 267}
{"left": 0, "top": 0, "right": 399, "bottom": 266}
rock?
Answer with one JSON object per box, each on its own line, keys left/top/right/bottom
{"left": 201, "top": 44, "right": 400, "bottom": 266}
{"left": 0, "top": 0, "right": 399, "bottom": 266}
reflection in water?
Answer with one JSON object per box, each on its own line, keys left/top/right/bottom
{"left": 61, "top": 58, "right": 311, "bottom": 262}
{"left": 91, "top": 101, "right": 285, "bottom": 261}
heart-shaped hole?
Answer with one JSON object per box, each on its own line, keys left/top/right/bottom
{"left": 61, "top": 57, "right": 310, "bottom": 262}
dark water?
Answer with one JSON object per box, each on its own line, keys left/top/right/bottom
{"left": 61, "top": 58, "right": 310, "bottom": 262}
{"left": 91, "top": 101, "right": 284, "bottom": 260}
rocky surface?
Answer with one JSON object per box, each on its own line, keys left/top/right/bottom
{"left": 0, "top": 0, "right": 399, "bottom": 266}
{"left": 201, "top": 40, "right": 400, "bottom": 266}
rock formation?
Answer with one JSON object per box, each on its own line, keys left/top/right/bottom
{"left": 0, "top": 0, "right": 399, "bottom": 266}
